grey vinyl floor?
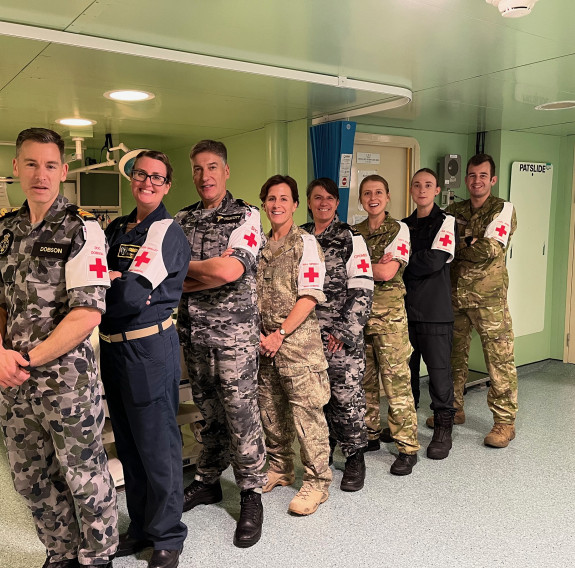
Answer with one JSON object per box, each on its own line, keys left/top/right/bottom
{"left": 1, "top": 359, "right": 574, "bottom": 568}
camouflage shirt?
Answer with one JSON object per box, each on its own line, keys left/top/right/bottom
{"left": 257, "top": 224, "right": 328, "bottom": 372}
{"left": 301, "top": 216, "right": 373, "bottom": 348}
{"left": 355, "top": 213, "right": 410, "bottom": 335}
{"left": 175, "top": 190, "right": 262, "bottom": 347}
{"left": 0, "top": 195, "right": 110, "bottom": 395}
{"left": 446, "top": 194, "right": 517, "bottom": 309}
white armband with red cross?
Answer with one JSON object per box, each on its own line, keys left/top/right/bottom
{"left": 484, "top": 202, "right": 513, "bottom": 246}
{"left": 65, "top": 220, "right": 110, "bottom": 290}
{"left": 347, "top": 233, "right": 374, "bottom": 290}
{"left": 298, "top": 233, "right": 326, "bottom": 292}
{"left": 227, "top": 207, "right": 262, "bottom": 258}
{"left": 128, "top": 219, "right": 171, "bottom": 289}
{"left": 431, "top": 215, "right": 456, "bottom": 263}
{"left": 384, "top": 221, "right": 410, "bottom": 263}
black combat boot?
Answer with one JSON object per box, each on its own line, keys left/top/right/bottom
{"left": 427, "top": 410, "right": 454, "bottom": 460}
{"left": 233, "top": 489, "right": 263, "bottom": 548}
{"left": 182, "top": 479, "right": 222, "bottom": 512}
{"left": 340, "top": 450, "right": 366, "bottom": 492}
{"left": 390, "top": 452, "right": 417, "bottom": 475}
{"left": 328, "top": 437, "right": 337, "bottom": 465}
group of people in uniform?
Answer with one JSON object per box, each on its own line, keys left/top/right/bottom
{"left": 0, "top": 128, "right": 518, "bottom": 568}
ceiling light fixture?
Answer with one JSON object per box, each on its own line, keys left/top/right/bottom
{"left": 485, "top": 0, "right": 539, "bottom": 18}
{"left": 104, "top": 90, "right": 155, "bottom": 101}
{"left": 56, "top": 118, "right": 96, "bottom": 126}
{"left": 535, "top": 101, "right": 575, "bottom": 111}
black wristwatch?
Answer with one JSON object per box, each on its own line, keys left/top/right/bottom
{"left": 21, "top": 352, "right": 32, "bottom": 368}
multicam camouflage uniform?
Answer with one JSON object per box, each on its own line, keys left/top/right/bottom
{"left": 0, "top": 195, "right": 117, "bottom": 565}
{"left": 257, "top": 224, "right": 332, "bottom": 492}
{"left": 355, "top": 214, "right": 420, "bottom": 455}
{"left": 176, "top": 190, "right": 266, "bottom": 490}
{"left": 446, "top": 195, "right": 518, "bottom": 423}
{"left": 302, "top": 217, "right": 373, "bottom": 457}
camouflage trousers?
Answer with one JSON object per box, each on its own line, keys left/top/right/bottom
{"left": 452, "top": 303, "right": 518, "bottom": 423}
{"left": 182, "top": 341, "right": 267, "bottom": 490}
{"left": 323, "top": 336, "right": 368, "bottom": 457}
{"left": 258, "top": 362, "right": 332, "bottom": 492}
{"left": 364, "top": 333, "right": 420, "bottom": 454}
{"left": 0, "top": 378, "right": 118, "bottom": 564}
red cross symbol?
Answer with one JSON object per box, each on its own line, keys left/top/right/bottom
{"left": 89, "top": 258, "right": 107, "bottom": 278}
{"left": 397, "top": 243, "right": 409, "bottom": 256}
{"left": 134, "top": 251, "right": 151, "bottom": 267}
{"left": 304, "top": 267, "right": 319, "bottom": 282}
{"left": 243, "top": 233, "right": 257, "bottom": 247}
{"left": 439, "top": 235, "right": 452, "bottom": 247}
{"left": 357, "top": 259, "right": 370, "bottom": 273}
{"left": 495, "top": 225, "right": 507, "bottom": 237}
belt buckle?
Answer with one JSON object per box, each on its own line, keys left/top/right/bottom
{"left": 99, "top": 333, "right": 111, "bottom": 343}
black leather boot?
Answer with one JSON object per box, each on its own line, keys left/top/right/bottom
{"left": 427, "top": 410, "right": 454, "bottom": 460}
{"left": 340, "top": 450, "right": 366, "bottom": 492}
{"left": 182, "top": 479, "right": 223, "bottom": 512}
{"left": 233, "top": 490, "right": 263, "bottom": 548}
{"left": 390, "top": 452, "right": 417, "bottom": 475}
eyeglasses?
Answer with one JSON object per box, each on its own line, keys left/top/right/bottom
{"left": 131, "top": 169, "right": 168, "bottom": 186}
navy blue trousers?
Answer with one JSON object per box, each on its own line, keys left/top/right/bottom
{"left": 100, "top": 326, "right": 187, "bottom": 550}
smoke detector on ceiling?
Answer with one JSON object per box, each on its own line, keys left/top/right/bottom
{"left": 486, "top": 0, "right": 539, "bottom": 17}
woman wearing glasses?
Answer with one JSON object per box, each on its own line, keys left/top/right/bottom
{"left": 99, "top": 151, "right": 190, "bottom": 568}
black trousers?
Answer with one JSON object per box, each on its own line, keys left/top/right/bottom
{"left": 408, "top": 321, "right": 455, "bottom": 413}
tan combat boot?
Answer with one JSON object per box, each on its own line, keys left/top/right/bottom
{"left": 484, "top": 423, "right": 515, "bottom": 448}
{"left": 262, "top": 471, "right": 295, "bottom": 493}
{"left": 426, "top": 408, "right": 465, "bottom": 428}
{"left": 288, "top": 483, "right": 328, "bottom": 515}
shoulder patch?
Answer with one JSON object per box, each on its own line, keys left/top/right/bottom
{"left": 0, "top": 207, "right": 20, "bottom": 219}
{"left": 235, "top": 197, "right": 256, "bottom": 209}
{"left": 67, "top": 203, "right": 96, "bottom": 220}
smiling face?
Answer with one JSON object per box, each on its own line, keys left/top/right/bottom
{"left": 308, "top": 185, "right": 339, "bottom": 226}
{"left": 130, "top": 156, "right": 171, "bottom": 211}
{"left": 359, "top": 179, "right": 389, "bottom": 219}
{"left": 13, "top": 140, "right": 68, "bottom": 210}
{"left": 191, "top": 151, "right": 229, "bottom": 209}
{"left": 465, "top": 161, "right": 497, "bottom": 206}
{"left": 263, "top": 183, "right": 298, "bottom": 231}
{"left": 410, "top": 170, "right": 440, "bottom": 209}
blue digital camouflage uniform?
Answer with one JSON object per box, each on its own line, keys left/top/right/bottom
{"left": 0, "top": 195, "right": 118, "bottom": 565}
{"left": 257, "top": 224, "right": 332, "bottom": 492}
{"left": 355, "top": 213, "right": 420, "bottom": 455}
{"left": 175, "top": 190, "right": 266, "bottom": 490}
{"left": 302, "top": 217, "right": 373, "bottom": 457}
{"left": 446, "top": 195, "right": 518, "bottom": 423}
{"left": 100, "top": 202, "right": 190, "bottom": 551}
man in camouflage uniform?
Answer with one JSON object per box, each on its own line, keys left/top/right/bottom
{"left": 445, "top": 153, "right": 518, "bottom": 448}
{"left": 175, "top": 140, "right": 266, "bottom": 548}
{"left": 0, "top": 128, "right": 117, "bottom": 568}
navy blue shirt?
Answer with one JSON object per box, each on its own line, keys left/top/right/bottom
{"left": 102, "top": 202, "right": 190, "bottom": 334}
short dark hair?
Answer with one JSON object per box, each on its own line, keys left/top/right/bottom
{"left": 467, "top": 153, "right": 496, "bottom": 178}
{"left": 306, "top": 177, "right": 339, "bottom": 201}
{"left": 411, "top": 167, "right": 439, "bottom": 187}
{"left": 359, "top": 174, "right": 389, "bottom": 196}
{"left": 16, "top": 128, "right": 65, "bottom": 162}
{"left": 260, "top": 174, "right": 299, "bottom": 204}
{"left": 190, "top": 139, "right": 227, "bottom": 164}
{"left": 133, "top": 150, "right": 173, "bottom": 184}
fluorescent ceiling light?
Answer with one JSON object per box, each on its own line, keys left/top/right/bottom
{"left": 104, "top": 90, "right": 154, "bottom": 101}
{"left": 485, "top": 0, "right": 539, "bottom": 18}
{"left": 56, "top": 118, "right": 96, "bottom": 126}
{"left": 535, "top": 101, "right": 575, "bottom": 111}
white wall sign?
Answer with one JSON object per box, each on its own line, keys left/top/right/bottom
{"left": 357, "top": 152, "right": 381, "bottom": 164}
{"left": 339, "top": 153, "right": 352, "bottom": 188}
{"left": 507, "top": 161, "right": 552, "bottom": 337}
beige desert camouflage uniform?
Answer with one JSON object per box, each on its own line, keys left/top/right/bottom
{"left": 0, "top": 196, "right": 118, "bottom": 565}
{"left": 446, "top": 195, "right": 518, "bottom": 423}
{"left": 257, "top": 224, "right": 332, "bottom": 492}
{"left": 355, "top": 214, "right": 420, "bottom": 455}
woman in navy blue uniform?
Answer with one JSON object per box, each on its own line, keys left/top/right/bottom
{"left": 99, "top": 151, "right": 190, "bottom": 568}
